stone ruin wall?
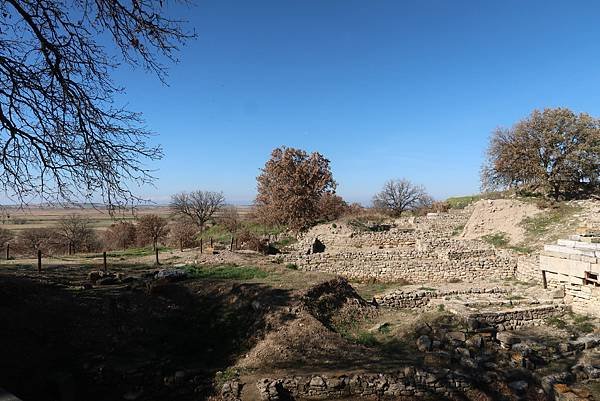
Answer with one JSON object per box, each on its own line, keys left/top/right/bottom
{"left": 292, "top": 250, "right": 515, "bottom": 283}
{"left": 514, "top": 254, "right": 543, "bottom": 284}
{"left": 374, "top": 287, "right": 508, "bottom": 308}
{"left": 467, "top": 304, "right": 565, "bottom": 331}
{"left": 287, "top": 212, "right": 517, "bottom": 284}
{"left": 253, "top": 368, "right": 471, "bottom": 401}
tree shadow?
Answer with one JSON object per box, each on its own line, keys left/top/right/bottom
{"left": 0, "top": 272, "right": 292, "bottom": 401}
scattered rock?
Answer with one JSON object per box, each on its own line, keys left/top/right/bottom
{"left": 497, "top": 332, "right": 520, "bottom": 348}
{"left": 416, "top": 335, "right": 432, "bottom": 352}
{"left": 508, "top": 380, "right": 528, "bottom": 393}
{"left": 155, "top": 268, "right": 187, "bottom": 281}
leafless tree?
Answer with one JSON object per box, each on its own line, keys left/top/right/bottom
{"left": 16, "top": 227, "right": 60, "bottom": 254}
{"left": 58, "top": 214, "right": 98, "bottom": 253}
{"left": 136, "top": 214, "right": 169, "bottom": 250}
{"left": 373, "top": 179, "right": 431, "bottom": 217}
{"left": 170, "top": 191, "right": 225, "bottom": 235}
{"left": 0, "top": 1, "right": 193, "bottom": 207}
{"left": 219, "top": 205, "right": 241, "bottom": 235}
{"left": 0, "top": 227, "right": 12, "bottom": 246}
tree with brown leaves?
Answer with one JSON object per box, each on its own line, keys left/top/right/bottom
{"left": 317, "top": 193, "right": 349, "bottom": 222}
{"left": 168, "top": 219, "right": 198, "bottom": 251}
{"left": 0, "top": 0, "right": 193, "bottom": 206}
{"left": 482, "top": 108, "right": 600, "bottom": 200}
{"left": 255, "top": 147, "right": 336, "bottom": 231}
{"left": 104, "top": 221, "right": 137, "bottom": 250}
{"left": 136, "top": 214, "right": 169, "bottom": 250}
{"left": 373, "top": 179, "right": 431, "bottom": 217}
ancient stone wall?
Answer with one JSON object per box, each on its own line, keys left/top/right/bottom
{"left": 514, "top": 255, "right": 542, "bottom": 284}
{"left": 287, "top": 212, "right": 517, "bottom": 284}
{"left": 291, "top": 250, "right": 515, "bottom": 283}
{"left": 374, "top": 287, "right": 507, "bottom": 309}
{"left": 466, "top": 305, "right": 565, "bottom": 331}
{"left": 255, "top": 368, "right": 471, "bottom": 401}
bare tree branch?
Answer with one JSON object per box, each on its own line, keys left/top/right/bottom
{"left": 0, "top": 0, "right": 194, "bottom": 208}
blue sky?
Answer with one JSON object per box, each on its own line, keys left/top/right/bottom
{"left": 115, "top": 0, "right": 600, "bottom": 204}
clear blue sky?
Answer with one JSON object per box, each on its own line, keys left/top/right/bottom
{"left": 116, "top": 0, "right": 600, "bottom": 204}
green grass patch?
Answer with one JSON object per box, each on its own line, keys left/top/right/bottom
{"left": 273, "top": 236, "right": 297, "bottom": 249}
{"left": 521, "top": 204, "right": 581, "bottom": 237}
{"left": 241, "top": 221, "right": 286, "bottom": 236}
{"left": 285, "top": 263, "right": 298, "bottom": 270}
{"left": 482, "top": 232, "right": 510, "bottom": 247}
{"left": 545, "top": 316, "right": 569, "bottom": 330}
{"left": 418, "top": 287, "right": 437, "bottom": 292}
{"left": 354, "top": 331, "right": 379, "bottom": 346}
{"left": 200, "top": 224, "right": 232, "bottom": 243}
{"left": 446, "top": 195, "right": 482, "bottom": 209}
{"left": 81, "top": 246, "right": 170, "bottom": 258}
{"left": 451, "top": 224, "right": 465, "bottom": 236}
{"left": 508, "top": 244, "right": 534, "bottom": 254}
{"left": 184, "top": 263, "right": 269, "bottom": 280}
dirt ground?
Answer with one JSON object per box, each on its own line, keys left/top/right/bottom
{"left": 3, "top": 200, "right": 600, "bottom": 401}
{"left": 461, "top": 199, "right": 541, "bottom": 244}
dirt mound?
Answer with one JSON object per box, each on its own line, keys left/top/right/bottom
{"left": 236, "top": 278, "right": 378, "bottom": 373}
{"left": 302, "top": 277, "right": 375, "bottom": 329}
{"left": 461, "top": 199, "right": 541, "bottom": 244}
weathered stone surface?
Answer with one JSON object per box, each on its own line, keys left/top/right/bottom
{"left": 155, "top": 268, "right": 188, "bottom": 281}
{"left": 416, "top": 335, "right": 432, "bottom": 352}
{"left": 496, "top": 332, "right": 520, "bottom": 347}
{"left": 508, "top": 380, "right": 528, "bottom": 393}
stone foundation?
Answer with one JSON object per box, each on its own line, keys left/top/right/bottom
{"left": 290, "top": 250, "right": 515, "bottom": 283}
{"left": 256, "top": 368, "right": 471, "bottom": 401}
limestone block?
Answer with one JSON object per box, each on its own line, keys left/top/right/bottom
{"left": 574, "top": 242, "right": 600, "bottom": 251}
{"left": 540, "top": 255, "right": 591, "bottom": 277}
{"left": 544, "top": 244, "right": 596, "bottom": 257}
{"left": 557, "top": 239, "right": 578, "bottom": 248}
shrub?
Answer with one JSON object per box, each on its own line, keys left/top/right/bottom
{"left": 15, "top": 227, "right": 62, "bottom": 255}
{"left": 103, "top": 221, "right": 137, "bottom": 250}
{"left": 58, "top": 214, "right": 101, "bottom": 253}
{"left": 136, "top": 214, "right": 169, "bottom": 250}
{"left": 168, "top": 219, "right": 198, "bottom": 250}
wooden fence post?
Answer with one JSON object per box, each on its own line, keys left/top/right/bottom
{"left": 200, "top": 238, "right": 203, "bottom": 254}
{"left": 542, "top": 270, "right": 547, "bottom": 289}
{"left": 103, "top": 251, "right": 107, "bottom": 272}
{"left": 235, "top": 238, "right": 238, "bottom": 250}
{"left": 155, "top": 247, "right": 160, "bottom": 265}
{"left": 230, "top": 237, "right": 234, "bottom": 251}
{"left": 37, "top": 250, "right": 42, "bottom": 273}
{"left": 210, "top": 237, "right": 213, "bottom": 248}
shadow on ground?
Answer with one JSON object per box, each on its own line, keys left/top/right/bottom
{"left": 0, "top": 271, "right": 291, "bottom": 401}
